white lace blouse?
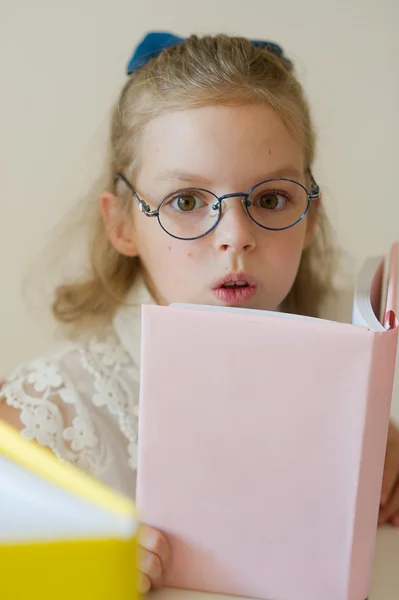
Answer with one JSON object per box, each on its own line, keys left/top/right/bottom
{"left": 1, "top": 275, "right": 154, "bottom": 499}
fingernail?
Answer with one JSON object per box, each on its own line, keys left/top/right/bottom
{"left": 137, "top": 573, "right": 151, "bottom": 594}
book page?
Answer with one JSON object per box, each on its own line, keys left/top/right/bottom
{"left": 352, "top": 256, "right": 386, "bottom": 332}
{"left": 384, "top": 242, "right": 398, "bottom": 329}
{"left": 0, "top": 455, "right": 135, "bottom": 543}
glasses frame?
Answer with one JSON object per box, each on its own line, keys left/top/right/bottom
{"left": 115, "top": 170, "right": 320, "bottom": 241}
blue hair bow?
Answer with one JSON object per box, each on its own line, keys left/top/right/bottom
{"left": 127, "top": 32, "right": 292, "bottom": 75}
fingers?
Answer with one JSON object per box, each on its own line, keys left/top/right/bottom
{"left": 139, "top": 525, "right": 171, "bottom": 569}
{"left": 381, "top": 424, "right": 399, "bottom": 507}
{"left": 138, "top": 547, "right": 163, "bottom": 589}
{"left": 137, "top": 572, "right": 151, "bottom": 595}
{"left": 380, "top": 449, "right": 398, "bottom": 510}
{"left": 137, "top": 525, "right": 171, "bottom": 593}
{"left": 379, "top": 479, "right": 399, "bottom": 525}
{"left": 379, "top": 421, "right": 399, "bottom": 526}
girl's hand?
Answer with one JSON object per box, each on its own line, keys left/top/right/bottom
{"left": 137, "top": 525, "right": 171, "bottom": 594}
{"left": 379, "top": 420, "right": 399, "bottom": 527}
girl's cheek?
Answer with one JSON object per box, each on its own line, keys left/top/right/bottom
{"left": 167, "top": 245, "right": 193, "bottom": 258}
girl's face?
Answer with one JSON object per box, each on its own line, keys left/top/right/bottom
{"left": 123, "top": 104, "right": 316, "bottom": 309}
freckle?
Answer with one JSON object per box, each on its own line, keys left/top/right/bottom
{"left": 168, "top": 246, "right": 172, "bottom": 251}
{"left": 188, "top": 252, "right": 193, "bottom": 257}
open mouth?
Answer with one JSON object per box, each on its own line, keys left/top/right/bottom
{"left": 212, "top": 274, "right": 258, "bottom": 305}
{"left": 221, "top": 281, "right": 250, "bottom": 289}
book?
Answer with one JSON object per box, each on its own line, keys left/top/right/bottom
{"left": 136, "top": 243, "right": 399, "bottom": 600}
{"left": 0, "top": 420, "right": 139, "bottom": 600}
{"left": 352, "top": 243, "right": 398, "bottom": 331}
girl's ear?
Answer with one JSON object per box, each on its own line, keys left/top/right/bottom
{"left": 100, "top": 192, "right": 139, "bottom": 257}
{"left": 304, "top": 193, "right": 321, "bottom": 249}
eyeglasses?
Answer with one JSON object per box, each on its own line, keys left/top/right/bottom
{"left": 115, "top": 171, "right": 320, "bottom": 241}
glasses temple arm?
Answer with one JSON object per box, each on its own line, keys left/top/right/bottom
{"left": 114, "top": 172, "right": 154, "bottom": 214}
{"left": 307, "top": 168, "right": 321, "bottom": 200}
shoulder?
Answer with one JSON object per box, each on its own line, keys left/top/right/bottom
{"left": 0, "top": 326, "right": 140, "bottom": 488}
{"left": 2, "top": 324, "right": 139, "bottom": 397}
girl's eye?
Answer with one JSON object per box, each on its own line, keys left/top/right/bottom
{"left": 171, "top": 194, "right": 204, "bottom": 212}
{"left": 257, "top": 192, "right": 287, "bottom": 210}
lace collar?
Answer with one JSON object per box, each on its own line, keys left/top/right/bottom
{"left": 112, "top": 273, "right": 155, "bottom": 368}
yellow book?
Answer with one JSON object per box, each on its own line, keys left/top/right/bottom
{"left": 0, "top": 419, "right": 139, "bottom": 600}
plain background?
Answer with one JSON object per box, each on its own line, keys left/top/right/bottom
{"left": 1, "top": 0, "right": 399, "bottom": 414}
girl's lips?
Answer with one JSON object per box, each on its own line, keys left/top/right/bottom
{"left": 212, "top": 285, "right": 258, "bottom": 305}
{"left": 212, "top": 273, "right": 258, "bottom": 305}
{"left": 212, "top": 272, "right": 258, "bottom": 289}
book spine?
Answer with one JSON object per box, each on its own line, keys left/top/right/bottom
{"left": 346, "top": 327, "right": 399, "bottom": 600}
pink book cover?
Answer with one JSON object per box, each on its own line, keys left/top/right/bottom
{"left": 136, "top": 246, "right": 398, "bottom": 600}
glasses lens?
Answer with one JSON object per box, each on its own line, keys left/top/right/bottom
{"left": 247, "top": 179, "right": 309, "bottom": 230}
{"left": 158, "top": 189, "right": 220, "bottom": 239}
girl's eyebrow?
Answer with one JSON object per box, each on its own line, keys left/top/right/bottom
{"left": 155, "top": 166, "right": 304, "bottom": 187}
{"left": 155, "top": 170, "right": 213, "bottom": 186}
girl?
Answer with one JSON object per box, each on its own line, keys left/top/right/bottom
{"left": 1, "top": 32, "right": 399, "bottom": 593}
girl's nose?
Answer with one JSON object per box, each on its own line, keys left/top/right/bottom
{"left": 212, "top": 197, "right": 256, "bottom": 254}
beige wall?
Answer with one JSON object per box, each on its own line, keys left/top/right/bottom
{"left": 1, "top": 1, "right": 399, "bottom": 413}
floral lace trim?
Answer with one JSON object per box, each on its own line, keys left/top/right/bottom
{"left": 2, "top": 359, "right": 106, "bottom": 476}
{"left": 1, "top": 329, "right": 140, "bottom": 478}
{"left": 79, "top": 333, "right": 139, "bottom": 469}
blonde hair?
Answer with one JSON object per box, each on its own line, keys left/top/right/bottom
{"left": 53, "top": 34, "right": 336, "bottom": 331}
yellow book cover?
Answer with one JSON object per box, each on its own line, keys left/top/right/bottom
{"left": 0, "top": 419, "right": 139, "bottom": 600}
